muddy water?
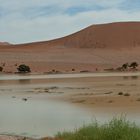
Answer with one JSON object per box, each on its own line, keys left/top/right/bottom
{"left": 0, "top": 94, "right": 95, "bottom": 138}
{"left": 0, "top": 74, "right": 140, "bottom": 138}
{"left": 0, "top": 75, "right": 95, "bottom": 138}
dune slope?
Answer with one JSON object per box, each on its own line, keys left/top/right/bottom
{"left": 0, "top": 22, "right": 140, "bottom": 73}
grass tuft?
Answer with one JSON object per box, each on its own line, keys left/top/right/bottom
{"left": 56, "top": 117, "right": 140, "bottom": 140}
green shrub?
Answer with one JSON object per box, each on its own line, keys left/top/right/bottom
{"left": 56, "top": 118, "right": 140, "bottom": 140}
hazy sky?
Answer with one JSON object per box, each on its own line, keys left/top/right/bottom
{"left": 0, "top": 0, "right": 140, "bottom": 44}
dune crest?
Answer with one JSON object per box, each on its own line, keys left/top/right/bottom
{"left": 8, "top": 22, "right": 140, "bottom": 49}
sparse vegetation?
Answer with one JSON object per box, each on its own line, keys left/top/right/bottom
{"left": 118, "top": 92, "right": 123, "bottom": 95}
{"left": 116, "top": 62, "right": 139, "bottom": 71}
{"left": 122, "top": 63, "right": 129, "bottom": 71}
{"left": 17, "top": 64, "right": 31, "bottom": 73}
{"left": 56, "top": 118, "right": 140, "bottom": 140}
{"left": 72, "top": 68, "right": 75, "bottom": 72}
{"left": 129, "top": 62, "right": 138, "bottom": 70}
{"left": 0, "top": 66, "right": 3, "bottom": 72}
{"left": 52, "top": 69, "right": 56, "bottom": 73}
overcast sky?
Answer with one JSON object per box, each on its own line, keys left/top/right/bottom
{"left": 0, "top": 0, "right": 140, "bottom": 44}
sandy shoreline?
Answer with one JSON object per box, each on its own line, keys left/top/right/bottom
{"left": 0, "top": 71, "right": 140, "bottom": 80}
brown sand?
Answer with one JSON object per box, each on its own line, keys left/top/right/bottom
{"left": 0, "top": 22, "right": 140, "bottom": 73}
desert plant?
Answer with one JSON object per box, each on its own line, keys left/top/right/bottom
{"left": 0, "top": 66, "right": 3, "bottom": 72}
{"left": 17, "top": 64, "right": 31, "bottom": 73}
{"left": 118, "top": 92, "right": 123, "bottom": 95}
{"left": 122, "top": 63, "right": 129, "bottom": 70}
{"left": 56, "top": 118, "right": 140, "bottom": 140}
{"left": 52, "top": 69, "right": 56, "bottom": 72}
{"left": 129, "top": 62, "right": 138, "bottom": 69}
{"left": 72, "top": 68, "right": 75, "bottom": 71}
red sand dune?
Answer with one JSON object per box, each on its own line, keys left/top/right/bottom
{"left": 0, "top": 22, "right": 140, "bottom": 73}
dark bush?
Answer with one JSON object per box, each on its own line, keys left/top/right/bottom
{"left": 122, "top": 63, "right": 129, "bottom": 70}
{"left": 72, "top": 68, "right": 75, "bottom": 71}
{"left": 17, "top": 64, "right": 31, "bottom": 73}
{"left": 52, "top": 69, "right": 56, "bottom": 72}
{"left": 118, "top": 92, "right": 123, "bottom": 95}
{"left": 0, "top": 66, "right": 3, "bottom": 72}
{"left": 129, "top": 62, "right": 138, "bottom": 69}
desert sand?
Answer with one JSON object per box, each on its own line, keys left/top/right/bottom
{"left": 0, "top": 22, "right": 140, "bottom": 73}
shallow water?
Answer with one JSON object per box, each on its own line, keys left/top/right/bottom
{"left": 0, "top": 94, "right": 95, "bottom": 138}
{"left": 0, "top": 74, "right": 140, "bottom": 138}
{"left": 0, "top": 76, "right": 95, "bottom": 138}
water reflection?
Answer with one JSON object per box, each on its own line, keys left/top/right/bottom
{"left": 131, "top": 76, "right": 139, "bottom": 79}
{"left": 18, "top": 79, "right": 31, "bottom": 84}
{"left": 123, "top": 76, "right": 139, "bottom": 79}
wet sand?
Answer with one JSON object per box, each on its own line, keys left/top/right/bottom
{"left": 52, "top": 74, "right": 140, "bottom": 111}
{"left": 1, "top": 72, "right": 140, "bottom": 111}
{"left": 0, "top": 72, "right": 140, "bottom": 139}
